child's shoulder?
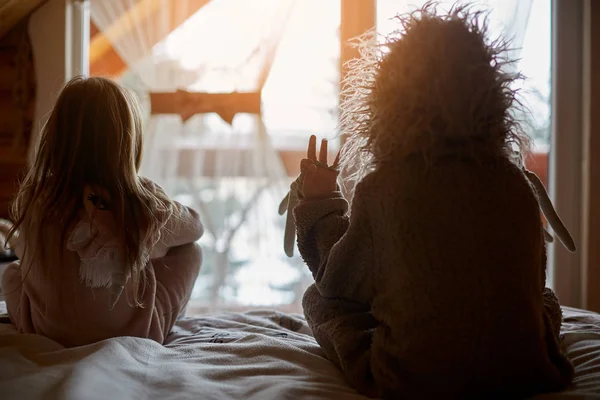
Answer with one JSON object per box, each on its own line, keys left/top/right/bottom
{"left": 352, "top": 167, "right": 396, "bottom": 199}
{"left": 359, "top": 159, "right": 419, "bottom": 186}
{"left": 138, "top": 177, "right": 177, "bottom": 203}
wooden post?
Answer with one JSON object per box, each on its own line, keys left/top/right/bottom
{"left": 339, "top": 0, "right": 376, "bottom": 144}
{"left": 25, "top": 0, "right": 90, "bottom": 161}
{"left": 581, "top": 0, "right": 600, "bottom": 312}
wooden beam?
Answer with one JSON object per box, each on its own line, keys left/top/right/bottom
{"left": 0, "top": 0, "right": 47, "bottom": 40}
{"left": 89, "top": 22, "right": 128, "bottom": 78}
{"left": 150, "top": 90, "right": 261, "bottom": 124}
{"left": 174, "top": 148, "right": 339, "bottom": 179}
{"left": 90, "top": 19, "right": 99, "bottom": 37}
{"left": 90, "top": 0, "right": 211, "bottom": 77}
{"left": 160, "top": 146, "right": 549, "bottom": 181}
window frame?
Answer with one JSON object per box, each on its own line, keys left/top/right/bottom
{"left": 548, "top": 0, "right": 585, "bottom": 308}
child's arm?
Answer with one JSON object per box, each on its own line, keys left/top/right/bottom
{"left": 293, "top": 181, "right": 378, "bottom": 396}
{"left": 293, "top": 180, "right": 374, "bottom": 305}
{"left": 141, "top": 179, "right": 204, "bottom": 259}
{"left": 291, "top": 138, "right": 379, "bottom": 395}
{"left": 150, "top": 202, "right": 203, "bottom": 259}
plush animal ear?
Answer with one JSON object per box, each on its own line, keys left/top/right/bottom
{"left": 283, "top": 180, "right": 300, "bottom": 257}
{"left": 278, "top": 192, "right": 289, "bottom": 216}
{"left": 525, "top": 170, "right": 576, "bottom": 252}
{"left": 280, "top": 163, "right": 310, "bottom": 257}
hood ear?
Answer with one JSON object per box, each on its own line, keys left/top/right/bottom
{"left": 524, "top": 170, "right": 576, "bottom": 252}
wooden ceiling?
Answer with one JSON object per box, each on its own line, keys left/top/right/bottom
{"left": 90, "top": 0, "right": 211, "bottom": 77}
{"left": 0, "top": 0, "right": 47, "bottom": 40}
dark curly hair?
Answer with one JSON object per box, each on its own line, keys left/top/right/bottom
{"left": 338, "top": 1, "right": 531, "bottom": 188}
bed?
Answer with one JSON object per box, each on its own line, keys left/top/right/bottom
{"left": 0, "top": 302, "right": 599, "bottom": 399}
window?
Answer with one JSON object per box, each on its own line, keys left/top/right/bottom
{"left": 90, "top": 0, "right": 341, "bottom": 313}
{"left": 89, "top": 0, "right": 554, "bottom": 313}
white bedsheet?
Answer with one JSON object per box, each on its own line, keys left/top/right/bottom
{"left": 0, "top": 304, "right": 599, "bottom": 399}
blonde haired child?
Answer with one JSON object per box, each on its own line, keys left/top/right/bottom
{"left": 1, "top": 76, "right": 203, "bottom": 347}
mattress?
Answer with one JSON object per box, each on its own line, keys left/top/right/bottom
{"left": 0, "top": 303, "right": 599, "bottom": 399}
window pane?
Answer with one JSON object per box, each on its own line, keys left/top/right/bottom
{"left": 93, "top": 1, "right": 341, "bottom": 313}
{"left": 376, "top": 0, "right": 551, "bottom": 159}
{"left": 262, "top": 0, "right": 341, "bottom": 149}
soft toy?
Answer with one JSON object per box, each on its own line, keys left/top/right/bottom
{"left": 67, "top": 183, "right": 175, "bottom": 309}
{"left": 66, "top": 185, "right": 127, "bottom": 309}
{"left": 279, "top": 148, "right": 340, "bottom": 257}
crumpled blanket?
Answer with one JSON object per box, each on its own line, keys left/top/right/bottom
{"left": 0, "top": 304, "right": 599, "bottom": 399}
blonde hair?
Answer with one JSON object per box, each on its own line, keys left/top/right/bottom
{"left": 338, "top": 2, "right": 531, "bottom": 190}
{"left": 8, "top": 76, "right": 178, "bottom": 306}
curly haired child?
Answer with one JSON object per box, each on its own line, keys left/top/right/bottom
{"left": 1, "top": 76, "right": 203, "bottom": 347}
{"left": 290, "top": 4, "right": 575, "bottom": 398}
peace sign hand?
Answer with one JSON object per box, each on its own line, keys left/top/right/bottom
{"left": 301, "top": 135, "right": 340, "bottom": 200}
{"left": 278, "top": 136, "right": 340, "bottom": 257}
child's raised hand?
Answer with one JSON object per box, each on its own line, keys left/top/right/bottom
{"left": 301, "top": 135, "right": 340, "bottom": 200}
{"left": 278, "top": 135, "right": 340, "bottom": 257}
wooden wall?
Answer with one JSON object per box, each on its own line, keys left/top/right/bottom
{"left": 0, "top": 20, "right": 36, "bottom": 220}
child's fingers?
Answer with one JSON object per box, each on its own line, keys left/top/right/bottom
{"left": 332, "top": 151, "right": 341, "bottom": 168}
{"left": 319, "top": 139, "right": 328, "bottom": 164}
{"left": 304, "top": 164, "right": 318, "bottom": 187}
{"left": 306, "top": 163, "right": 318, "bottom": 176}
{"left": 300, "top": 158, "right": 312, "bottom": 172}
{"left": 308, "top": 135, "right": 317, "bottom": 161}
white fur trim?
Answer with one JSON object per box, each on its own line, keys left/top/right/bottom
{"left": 79, "top": 246, "right": 124, "bottom": 288}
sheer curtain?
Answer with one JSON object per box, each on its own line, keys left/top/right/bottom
{"left": 89, "top": 0, "right": 539, "bottom": 312}
{"left": 90, "top": 0, "right": 297, "bottom": 311}
{"left": 377, "top": 1, "right": 534, "bottom": 63}
{"left": 376, "top": 0, "right": 539, "bottom": 127}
